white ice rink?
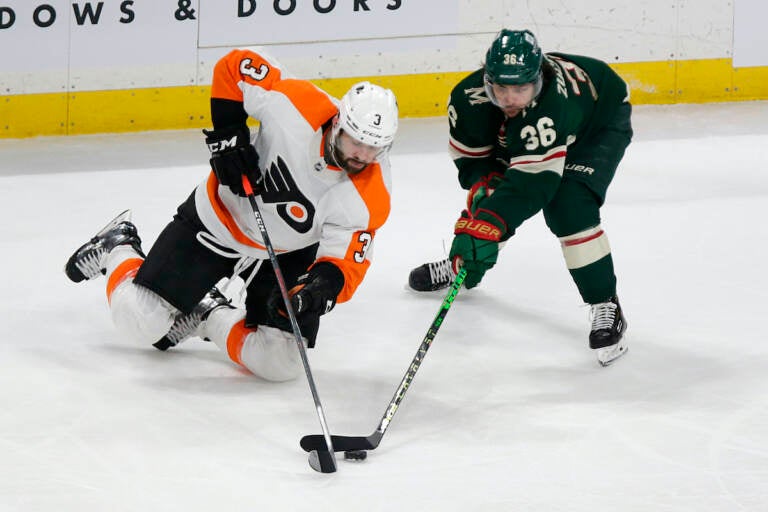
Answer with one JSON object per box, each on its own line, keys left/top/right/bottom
{"left": 1, "top": 102, "right": 767, "bottom": 511}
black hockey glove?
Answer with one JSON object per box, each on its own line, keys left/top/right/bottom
{"left": 203, "top": 125, "right": 262, "bottom": 197}
{"left": 267, "top": 262, "right": 345, "bottom": 331}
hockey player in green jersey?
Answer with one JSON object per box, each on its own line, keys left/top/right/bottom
{"left": 408, "top": 29, "right": 632, "bottom": 366}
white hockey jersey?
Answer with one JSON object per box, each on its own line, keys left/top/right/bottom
{"left": 194, "top": 49, "right": 392, "bottom": 303}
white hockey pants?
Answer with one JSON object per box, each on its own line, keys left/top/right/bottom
{"left": 104, "top": 247, "right": 302, "bottom": 382}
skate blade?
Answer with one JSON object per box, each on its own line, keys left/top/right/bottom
{"left": 596, "top": 343, "right": 628, "bottom": 367}
{"left": 94, "top": 209, "right": 132, "bottom": 237}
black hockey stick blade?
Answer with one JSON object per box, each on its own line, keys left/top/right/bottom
{"left": 300, "top": 269, "right": 466, "bottom": 457}
{"left": 308, "top": 449, "right": 337, "bottom": 473}
{"left": 301, "top": 431, "right": 383, "bottom": 453}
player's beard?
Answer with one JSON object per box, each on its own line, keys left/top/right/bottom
{"left": 326, "top": 135, "right": 370, "bottom": 175}
{"left": 337, "top": 153, "right": 369, "bottom": 174}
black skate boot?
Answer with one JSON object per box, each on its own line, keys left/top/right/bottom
{"left": 64, "top": 210, "right": 144, "bottom": 283}
{"left": 408, "top": 258, "right": 456, "bottom": 292}
{"left": 153, "top": 287, "right": 234, "bottom": 351}
{"left": 589, "top": 296, "right": 628, "bottom": 366}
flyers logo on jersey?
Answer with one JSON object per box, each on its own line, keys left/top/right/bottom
{"left": 261, "top": 155, "right": 315, "bottom": 234}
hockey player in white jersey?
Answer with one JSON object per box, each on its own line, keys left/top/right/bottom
{"left": 64, "top": 49, "right": 398, "bottom": 381}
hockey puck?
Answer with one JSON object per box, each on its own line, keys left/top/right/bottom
{"left": 344, "top": 450, "right": 367, "bottom": 461}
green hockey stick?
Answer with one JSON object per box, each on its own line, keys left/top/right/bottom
{"left": 299, "top": 268, "right": 467, "bottom": 455}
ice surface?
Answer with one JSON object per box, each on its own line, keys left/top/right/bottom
{"left": 1, "top": 102, "right": 766, "bottom": 511}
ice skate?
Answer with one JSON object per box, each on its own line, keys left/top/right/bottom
{"left": 408, "top": 258, "right": 456, "bottom": 292}
{"left": 589, "top": 296, "right": 628, "bottom": 366}
{"left": 64, "top": 210, "right": 144, "bottom": 283}
{"left": 153, "top": 287, "right": 234, "bottom": 351}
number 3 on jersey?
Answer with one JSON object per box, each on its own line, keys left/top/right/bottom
{"left": 240, "top": 58, "right": 269, "bottom": 81}
{"left": 354, "top": 231, "right": 373, "bottom": 263}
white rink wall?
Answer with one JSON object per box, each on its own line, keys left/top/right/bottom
{"left": 0, "top": 0, "right": 757, "bottom": 95}
{"left": 2, "top": 0, "right": 767, "bottom": 138}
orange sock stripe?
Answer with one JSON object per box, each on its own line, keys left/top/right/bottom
{"left": 226, "top": 319, "right": 252, "bottom": 366}
{"left": 106, "top": 258, "right": 143, "bottom": 304}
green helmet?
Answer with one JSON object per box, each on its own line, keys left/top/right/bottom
{"left": 484, "top": 29, "right": 543, "bottom": 85}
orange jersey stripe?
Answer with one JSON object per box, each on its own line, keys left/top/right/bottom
{"left": 205, "top": 172, "right": 287, "bottom": 253}
{"left": 316, "top": 255, "right": 371, "bottom": 305}
{"left": 315, "top": 163, "right": 390, "bottom": 303}
{"left": 349, "top": 163, "right": 390, "bottom": 230}
{"left": 106, "top": 258, "right": 143, "bottom": 304}
{"left": 210, "top": 50, "right": 337, "bottom": 132}
{"left": 273, "top": 79, "right": 338, "bottom": 132}
{"left": 211, "top": 49, "right": 283, "bottom": 102}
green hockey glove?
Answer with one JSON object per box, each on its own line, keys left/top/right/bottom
{"left": 466, "top": 172, "right": 504, "bottom": 214}
{"left": 449, "top": 209, "right": 506, "bottom": 289}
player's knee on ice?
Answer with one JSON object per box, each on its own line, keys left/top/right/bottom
{"left": 109, "top": 280, "right": 176, "bottom": 346}
{"left": 105, "top": 247, "right": 176, "bottom": 346}
{"left": 203, "top": 307, "right": 302, "bottom": 382}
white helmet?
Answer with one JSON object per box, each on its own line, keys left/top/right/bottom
{"left": 333, "top": 81, "right": 398, "bottom": 149}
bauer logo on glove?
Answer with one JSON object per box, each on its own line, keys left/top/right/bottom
{"left": 449, "top": 209, "right": 507, "bottom": 289}
{"left": 454, "top": 217, "right": 503, "bottom": 240}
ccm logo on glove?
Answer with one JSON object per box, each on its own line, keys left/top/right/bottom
{"left": 203, "top": 124, "right": 262, "bottom": 197}
{"left": 207, "top": 136, "right": 239, "bottom": 153}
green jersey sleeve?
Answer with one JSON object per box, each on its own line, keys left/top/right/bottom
{"left": 447, "top": 69, "right": 507, "bottom": 189}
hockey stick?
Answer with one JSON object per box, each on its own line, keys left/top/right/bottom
{"left": 299, "top": 267, "right": 467, "bottom": 455}
{"left": 242, "top": 176, "right": 337, "bottom": 474}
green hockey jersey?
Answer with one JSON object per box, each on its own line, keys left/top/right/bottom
{"left": 448, "top": 52, "right": 630, "bottom": 235}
